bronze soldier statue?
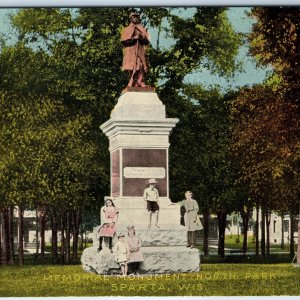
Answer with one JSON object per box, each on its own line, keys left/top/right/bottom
{"left": 121, "top": 12, "right": 150, "bottom": 88}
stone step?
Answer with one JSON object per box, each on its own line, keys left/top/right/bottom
{"left": 110, "top": 199, "right": 181, "bottom": 225}
{"left": 93, "top": 224, "right": 188, "bottom": 247}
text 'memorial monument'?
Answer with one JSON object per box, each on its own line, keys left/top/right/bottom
{"left": 81, "top": 12, "right": 200, "bottom": 274}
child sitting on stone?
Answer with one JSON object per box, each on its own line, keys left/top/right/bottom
{"left": 113, "top": 233, "right": 130, "bottom": 276}
{"left": 126, "top": 225, "right": 143, "bottom": 275}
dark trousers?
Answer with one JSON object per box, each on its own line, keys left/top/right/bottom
{"left": 98, "top": 236, "right": 112, "bottom": 250}
{"left": 129, "top": 262, "right": 140, "bottom": 274}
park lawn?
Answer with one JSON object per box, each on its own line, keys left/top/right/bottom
{"left": 0, "top": 263, "right": 299, "bottom": 296}
{"left": 224, "top": 234, "right": 292, "bottom": 253}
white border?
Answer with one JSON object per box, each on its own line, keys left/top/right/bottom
{"left": 0, "top": 2, "right": 297, "bottom": 300}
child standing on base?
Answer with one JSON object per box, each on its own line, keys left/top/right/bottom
{"left": 113, "top": 233, "right": 130, "bottom": 276}
{"left": 143, "top": 178, "right": 160, "bottom": 228}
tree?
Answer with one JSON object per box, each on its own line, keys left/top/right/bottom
{"left": 250, "top": 7, "right": 300, "bottom": 104}
{"left": 0, "top": 87, "right": 107, "bottom": 264}
{"left": 233, "top": 8, "right": 300, "bottom": 261}
{"left": 10, "top": 8, "right": 241, "bottom": 99}
{"left": 1, "top": 7, "right": 242, "bottom": 263}
{"left": 166, "top": 85, "right": 241, "bottom": 258}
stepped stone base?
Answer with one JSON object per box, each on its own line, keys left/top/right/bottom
{"left": 81, "top": 246, "right": 200, "bottom": 275}
{"left": 111, "top": 198, "right": 181, "bottom": 225}
{"left": 93, "top": 225, "right": 187, "bottom": 247}
{"left": 85, "top": 91, "right": 200, "bottom": 275}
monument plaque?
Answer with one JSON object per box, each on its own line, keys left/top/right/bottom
{"left": 124, "top": 167, "right": 166, "bottom": 178}
{"left": 122, "top": 148, "right": 167, "bottom": 197}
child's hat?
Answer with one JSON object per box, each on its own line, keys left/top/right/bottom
{"left": 148, "top": 178, "right": 158, "bottom": 185}
{"left": 104, "top": 196, "right": 114, "bottom": 202}
{"left": 127, "top": 225, "right": 135, "bottom": 231}
{"left": 117, "top": 232, "right": 125, "bottom": 237}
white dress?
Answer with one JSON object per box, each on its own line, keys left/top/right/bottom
{"left": 113, "top": 240, "right": 129, "bottom": 263}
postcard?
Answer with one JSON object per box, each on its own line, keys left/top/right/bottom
{"left": 0, "top": 2, "right": 299, "bottom": 299}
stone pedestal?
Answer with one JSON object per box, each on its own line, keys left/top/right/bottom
{"left": 81, "top": 90, "right": 200, "bottom": 274}
{"left": 82, "top": 246, "right": 200, "bottom": 275}
{"left": 100, "top": 90, "right": 179, "bottom": 225}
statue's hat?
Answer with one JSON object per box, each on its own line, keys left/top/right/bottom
{"left": 130, "top": 12, "right": 139, "bottom": 18}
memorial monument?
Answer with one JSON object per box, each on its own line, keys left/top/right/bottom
{"left": 81, "top": 12, "right": 200, "bottom": 274}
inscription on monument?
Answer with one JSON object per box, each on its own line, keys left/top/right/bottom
{"left": 124, "top": 167, "right": 165, "bottom": 178}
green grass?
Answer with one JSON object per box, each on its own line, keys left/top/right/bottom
{"left": 200, "top": 254, "right": 294, "bottom": 264}
{"left": 224, "top": 234, "right": 292, "bottom": 252}
{"left": 225, "top": 234, "right": 254, "bottom": 248}
{"left": 0, "top": 263, "right": 299, "bottom": 296}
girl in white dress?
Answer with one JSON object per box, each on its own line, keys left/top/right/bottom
{"left": 113, "top": 233, "right": 130, "bottom": 276}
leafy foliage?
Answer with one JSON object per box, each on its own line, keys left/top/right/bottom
{"left": 166, "top": 85, "right": 241, "bottom": 216}
{"left": 0, "top": 7, "right": 243, "bottom": 262}
{"left": 0, "top": 90, "right": 107, "bottom": 212}
{"left": 232, "top": 7, "right": 300, "bottom": 259}
{"left": 250, "top": 7, "right": 300, "bottom": 104}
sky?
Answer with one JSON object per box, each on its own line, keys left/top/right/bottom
{"left": 184, "top": 7, "right": 272, "bottom": 91}
{"left": 0, "top": 7, "right": 271, "bottom": 92}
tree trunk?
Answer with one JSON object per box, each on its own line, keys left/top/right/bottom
{"left": 241, "top": 208, "right": 250, "bottom": 255}
{"left": 0, "top": 211, "right": 3, "bottom": 265}
{"left": 72, "top": 210, "right": 76, "bottom": 263}
{"left": 18, "top": 205, "right": 24, "bottom": 266}
{"left": 79, "top": 224, "right": 84, "bottom": 251}
{"left": 9, "top": 206, "right": 14, "bottom": 265}
{"left": 217, "top": 211, "right": 227, "bottom": 258}
{"left": 34, "top": 209, "right": 39, "bottom": 265}
{"left": 9, "top": 205, "right": 15, "bottom": 265}
{"left": 72, "top": 209, "right": 80, "bottom": 263}
{"left": 65, "top": 210, "right": 71, "bottom": 264}
{"left": 255, "top": 205, "right": 259, "bottom": 256}
{"left": 290, "top": 212, "right": 295, "bottom": 257}
{"left": 203, "top": 210, "right": 210, "bottom": 257}
{"left": 261, "top": 206, "right": 266, "bottom": 257}
{"left": 40, "top": 208, "right": 46, "bottom": 258}
{"left": 3, "top": 208, "right": 11, "bottom": 265}
{"left": 297, "top": 204, "right": 300, "bottom": 264}
{"left": 281, "top": 213, "right": 285, "bottom": 250}
{"left": 236, "top": 213, "right": 240, "bottom": 243}
{"left": 50, "top": 208, "right": 58, "bottom": 264}
{"left": 60, "top": 211, "right": 65, "bottom": 264}
{"left": 266, "top": 209, "right": 271, "bottom": 257}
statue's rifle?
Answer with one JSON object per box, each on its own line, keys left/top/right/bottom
{"left": 128, "top": 30, "right": 139, "bottom": 87}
